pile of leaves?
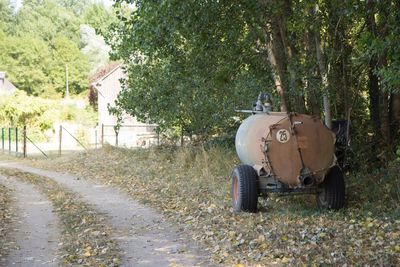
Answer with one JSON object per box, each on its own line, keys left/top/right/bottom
{"left": 32, "top": 146, "right": 400, "bottom": 265}
{"left": 0, "top": 183, "right": 13, "bottom": 265}
{"left": 0, "top": 168, "right": 121, "bottom": 266}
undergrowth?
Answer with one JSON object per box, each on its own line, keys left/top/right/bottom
{"left": 31, "top": 145, "right": 400, "bottom": 266}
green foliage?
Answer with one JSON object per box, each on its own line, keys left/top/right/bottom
{"left": 82, "top": 2, "right": 116, "bottom": 34}
{"left": 0, "top": 34, "right": 89, "bottom": 97}
{"left": 107, "top": 1, "right": 272, "bottom": 137}
{"left": 0, "top": 0, "right": 12, "bottom": 33}
{"left": 107, "top": 0, "right": 400, "bottom": 166}
{"left": 49, "top": 36, "right": 90, "bottom": 95}
{"left": 59, "top": 101, "right": 97, "bottom": 127}
{"left": 0, "top": 0, "right": 114, "bottom": 98}
{"left": 0, "top": 91, "right": 54, "bottom": 130}
{"left": 107, "top": 103, "right": 124, "bottom": 134}
{"left": 0, "top": 91, "right": 97, "bottom": 140}
{"left": 0, "top": 35, "right": 53, "bottom": 96}
{"left": 347, "top": 161, "right": 400, "bottom": 217}
{"left": 54, "top": 0, "right": 90, "bottom": 16}
{"left": 14, "top": 0, "right": 81, "bottom": 44}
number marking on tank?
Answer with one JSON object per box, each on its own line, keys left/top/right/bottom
{"left": 276, "top": 129, "right": 290, "bottom": 143}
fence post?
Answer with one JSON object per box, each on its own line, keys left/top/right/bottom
{"left": 1, "top": 128, "right": 4, "bottom": 153}
{"left": 23, "top": 126, "right": 27, "bottom": 158}
{"left": 101, "top": 123, "right": 104, "bottom": 146}
{"left": 95, "top": 128, "right": 97, "bottom": 149}
{"left": 59, "top": 125, "right": 62, "bottom": 156}
{"left": 8, "top": 128, "right": 11, "bottom": 153}
{"left": 15, "top": 127, "right": 18, "bottom": 153}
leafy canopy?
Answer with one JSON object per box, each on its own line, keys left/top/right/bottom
{"left": 0, "top": 0, "right": 115, "bottom": 98}
{"left": 107, "top": 0, "right": 272, "bottom": 136}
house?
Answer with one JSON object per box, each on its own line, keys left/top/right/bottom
{"left": 0, "top": 71, "right": 17, "bottom": 95}
{"left": 92, "top": 65, "right": 157, "bottom": 147}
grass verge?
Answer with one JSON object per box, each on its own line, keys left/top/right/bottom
{"left": 0, "top": 168, "right": 121, "bottom": 266}
{"left": 31, "top": 145, "right": 400, "bottom": 266}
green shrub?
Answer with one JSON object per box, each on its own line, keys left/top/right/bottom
{"left": 0, "top": 91, "right": 54, "bottom": 130}
{"left": 0, "top": 91, "right": 97, "bottom": 142}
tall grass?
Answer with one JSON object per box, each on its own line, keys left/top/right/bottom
{"left": 32, "top": 144, "right": 400, "bottom": 265}
{"left": 132, "top": 145, "right": 240, "bottom": 207}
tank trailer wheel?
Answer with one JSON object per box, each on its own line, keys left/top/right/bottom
{"left": 317, "top": 165, "right": 345, "bottom": 210}
{"left": 231, "top": 164, "right": 258, "bottom": 213}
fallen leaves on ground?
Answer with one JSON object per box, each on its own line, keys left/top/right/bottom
{"left": 0, "top": 168, "right": 121, "bottom": 267}
{"left": 0, "top": 183, "right": 13, "bottom": 265}
{"left": 31, "top": 145, "right": 400, "bottom": 266}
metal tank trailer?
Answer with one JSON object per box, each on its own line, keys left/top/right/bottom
{"left": 231, "top": 93, "right": 345, "bottom": 213}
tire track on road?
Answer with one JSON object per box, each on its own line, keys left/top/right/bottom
{"left": 0, "top": 163, "right": 213, "bottom": 267}
{"left": 0, "top": 175, "right": 59, "bottom": 267}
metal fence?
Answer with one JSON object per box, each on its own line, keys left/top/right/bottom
{"left": 1, "top": 126, "right": 50, "bottom": 158}
{"left": 1, "top": 124, "right": 160, "bottom": 158}
{"left": 1, "top": 127, "right": 19, "bottom": 155}
{"left": 100, "top": 123, "right": 159, "bottom": 148}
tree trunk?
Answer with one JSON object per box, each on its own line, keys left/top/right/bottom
{"left": 389, "top": 1, "right": 400, "bottom": 140}
{"left": 380, "top": 91, "right": 390, "bottom": 144}
{"left": 368, "top": 59, "right": 381, "bottom": 135}
{"left": 305, "top": 28, "right": 321, "bottom": 116}
{"left": 278, "top": 0, "right": 306, "bottom": 113}
{"left": 314, "top": 30, "right": 332, "bottom": 129}
{"left": 366, "top": 0, "right": 381, "bottom": 136}
{"left": 341, "top": 55, "right": 350, "bottom": 120}
{"left": 390, "top": 93, "right": 400, "bottom": 139}
{"left": 264, "top": 25, "right": 288, "bottom": 112}
{"left": 305, "top": 79, "right": 321, "bottom": 116}
{"left": 260, "top": 0, "right": 289, "bottom": 112}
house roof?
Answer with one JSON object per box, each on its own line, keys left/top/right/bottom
{"left": 0, "top": 71, "right": 17, "bottom": 95}
{"left": 90, "top": 64, "right": 123, "bottom": 98}
{"left": 96, "top": 64, "right": 122, "bottom": 83}
{"left": 90, "top": 63, "right": 123, "bottom": 86}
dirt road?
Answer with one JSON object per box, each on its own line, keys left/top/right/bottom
{"left": 0, "top": 162, "right": 212, "bottom": 267}
{"left": 0, "top": 175, "right": 59, "bottom": 267}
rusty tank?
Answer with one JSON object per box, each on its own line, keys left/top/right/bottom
{"left": 231, "top": 93, "right": 345, "bottom": 213}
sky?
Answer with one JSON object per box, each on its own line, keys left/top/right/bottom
{"left": 12, "top": 0, "right": 114, "bottom": 10}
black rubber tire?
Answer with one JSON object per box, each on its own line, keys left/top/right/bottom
{"left": 231, "top": 164, "right": 258, "bottom": 213}
{"left": 317, "top": 165, "right": 345, "bottom": 210}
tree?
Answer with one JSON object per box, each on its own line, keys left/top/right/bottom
{"left": 353, "top": 0, "right": 400, "bottom": 153}
{"left": 49, "top": 36, "right": 90, "bottom": 96}
{"left": 82, "top": 2, "right": 116, "bottom": 34}
{"left": 0, "top": 34, "right": 89, "bottom": 97}
{"left": 0, "top": 35, "right": 53, "bottom": 96}
{"left": 0, "top": 0, "right": 12, "bottom": 33}
{"left": 0, "top": 0, "right": 115, "bottom": 97}
{"left": 107, "top": 0, "right": 400, "bottom": 163}
{"left": 107, "top": 0, "right": 273, "bottom": 137}
{"left": 55, "top": 0, "right": 90, "bottom": 16}
{"left": 14, "top": 0, "right": 82, "bottom": 44}
{"left": 80, "top": 24, "right": 110, "bottom": 73}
